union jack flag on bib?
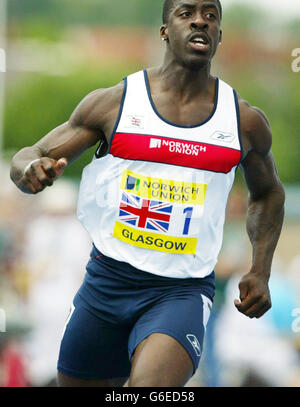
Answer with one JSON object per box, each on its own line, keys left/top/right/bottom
{"left": 119, "top": 192, "right": 173, "bottom": 233}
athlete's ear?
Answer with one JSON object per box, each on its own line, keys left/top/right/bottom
{"left": 219, "top": 29, "right": 223, "bottom": 45}
{"left": 160, "top": 24, "right": 169, "bottom": 42}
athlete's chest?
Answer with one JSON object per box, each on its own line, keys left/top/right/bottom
{"left": 150, "top": 92, "right": 215, "bottom": 127}
{"left": 104, "top": 72, "right": 242, "bottom": 171}
{"left": 104, "top": 92, "right": 215, "bottom": 141}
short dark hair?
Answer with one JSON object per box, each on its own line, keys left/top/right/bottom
{"left": 162, "top": 0, "right": 222, "bottom": 24}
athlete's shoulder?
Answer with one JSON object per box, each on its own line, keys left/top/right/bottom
{"left": 70, "top": 81, "right": 125, "bottom": 129}
{"left": 76, "top": 82, "right": 125, "bottom": 118}
{"left": 235, "top": 92, "right": 272, "bottom": 157}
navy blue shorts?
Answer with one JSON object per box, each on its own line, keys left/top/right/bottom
{"left": 57, "top": 245, "right": 215, "bottom": 380}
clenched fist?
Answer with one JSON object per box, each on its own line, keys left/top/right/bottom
{"left": 234, "top": 271, "right": 272, "bottom": 319}
{"left": 18, "top": 157, "right": 68, "bottom": 194}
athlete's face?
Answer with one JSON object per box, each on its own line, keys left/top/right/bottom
{"left": 161, "top": 0, "right": 222, "bottom": 69}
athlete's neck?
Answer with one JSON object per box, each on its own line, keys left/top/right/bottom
{"left": 157, "top": 55, "right": 214, "bottom": 103}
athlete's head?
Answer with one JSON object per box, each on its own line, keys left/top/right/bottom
{"left": 162, "top": 0, "right": 222, "bottom": 24}
{"left": 160, "top": 0, "right": 223, "bottom": 70}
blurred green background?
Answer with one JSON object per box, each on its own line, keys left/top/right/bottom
{"left": 3, "top": 0, "right": 300, "bottom": 183}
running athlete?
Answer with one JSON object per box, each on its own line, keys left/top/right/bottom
{"left": 10, "top": 0, "right": 285, "bottom": 387}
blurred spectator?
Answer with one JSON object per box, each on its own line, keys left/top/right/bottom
{"left": 18, "top": 180, "right": 91, "bottom": 386}
{"left": 0, "top": 338, "right": 29, "bottom": 387}
{"left": 288, "top": 255, "right": 300, "bottom": 299}
{"left": 195, "top": 232, "right": 249, "bottom": 387}
{"left": 214, "top": 258, "right": 300, "bottom": 387}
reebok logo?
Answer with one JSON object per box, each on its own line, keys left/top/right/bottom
{"left": 186, "top": 334, "right": 201, "bottom": 357}
{"left": 211, "top": 131, "right": 234, "bottom": 143}
{"left": 149, "top": 138, "right": 206, "bottom": 155}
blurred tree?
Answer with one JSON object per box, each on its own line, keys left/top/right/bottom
{"left": 222, "top": 3, "right": 265, "bottom": 31}
{"left": 4, "top": 65, "right": 299, "bottom": 183}
{"left": 285, "top": 18, "right": 300, "bottom": 37}
{"left": 4, "top": 66, "right": 137, "bottom": 179}
{"left": 8, "top": 0, "right": 163, "bottom": 27}
{"left": 4, "top": 1, "right": 300, "bottom": 183}
{"left": 231, "top": 73, "right": 300, "bottom": 184}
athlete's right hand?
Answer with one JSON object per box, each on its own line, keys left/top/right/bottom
{"left": 17, "top": 157, "right": 68, "bottom": 194}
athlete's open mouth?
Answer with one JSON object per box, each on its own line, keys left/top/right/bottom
{"left": 188, "top": 33, "right": 210, "bottom": 51}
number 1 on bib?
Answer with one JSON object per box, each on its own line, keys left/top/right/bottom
{"left": 183, "top": 207, "right": 193, "bottom": 235}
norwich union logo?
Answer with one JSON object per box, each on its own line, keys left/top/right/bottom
{"left": 150, "top": 139, "right": 162, "bottom": 149}
{"left": 122, "top": 170, "right": 207, "bottom": 205}
{"left": 126, "top": 175, "right": 141, "bottom": 192}
{"left": 149, "top": 137, "right": 206, "bottom": 154}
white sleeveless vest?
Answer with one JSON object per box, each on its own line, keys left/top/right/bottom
{"left": 77, "top": 70, "right": 242, "bottom": 278}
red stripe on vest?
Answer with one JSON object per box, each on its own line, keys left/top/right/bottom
{"left": 110, "top": 133, "right": 241, "bottom": 173}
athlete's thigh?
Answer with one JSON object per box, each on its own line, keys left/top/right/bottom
{"left": 57, "top": 303, "right": 131, "bottom": 385}
{"left": 57, "top": 371, "right": 127, "bottom": 387}
{"left": 128, "top": 292, "right": 212, "bottom": 387}
{"left": 129, "top": 333, "right": 194, "bottom": 387}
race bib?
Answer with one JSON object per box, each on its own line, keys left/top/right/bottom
{"left": 113, "top": 170, "right": 207, "bottom": 254}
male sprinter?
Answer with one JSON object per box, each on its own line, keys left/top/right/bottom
{"left": 10, "top": 0, "right": 285, "bottom": 387}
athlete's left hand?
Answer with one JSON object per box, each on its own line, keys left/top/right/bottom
{"left": 234, "top": 271, "right": 272, "bottom": 319}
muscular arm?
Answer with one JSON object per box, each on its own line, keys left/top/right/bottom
{"left": 10, "top": 83, "right": 123, "bottom": 194}
{"left": 235, "top": 100, "right": 285, "bottom": 318}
